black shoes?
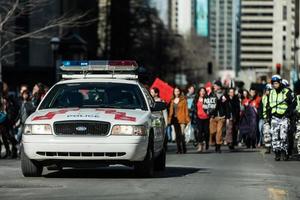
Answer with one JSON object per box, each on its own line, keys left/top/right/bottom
{"left": 281, "top": 150, "right": 289, "bottom": 161}
{"left": 275, "top": 150, "right": 281, "bottom": 161}
{"left": 215, "top": 145, "right": 222, "bottom": 153}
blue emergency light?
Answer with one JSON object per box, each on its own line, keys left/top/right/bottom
{"left": 60, "top": 60, "right": 138, "bottom": 72}
{"left": 62, "top": 61, "right": 89, "bottom": 67}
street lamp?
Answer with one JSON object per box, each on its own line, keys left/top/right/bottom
{"left": 50, "top": 37, "right": 60, "bottom": 83}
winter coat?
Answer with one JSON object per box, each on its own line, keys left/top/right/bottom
{"left": 191, "top": 96, "right": 209, "bottom": 125}
{"left": 168, "top": 96, "right": 190, "bottom": 124}
{"left": 207, "top": 90, "right": 227, "bottom": 118}
{"left": 225, "top": 95, "right": 240, "bottom": 122}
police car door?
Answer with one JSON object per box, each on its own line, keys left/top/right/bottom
{"left": 141, "top": 86, "right": 164, "bottom": 154}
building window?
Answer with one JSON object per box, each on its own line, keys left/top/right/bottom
{"left": 283, "top": 36, "right": 286, "bottom": 41}
{"left": 283, "top": 26, "right": 286, "bottom": 31}
{"left": 283, "top": 6, "right": 287, "bottom": 20}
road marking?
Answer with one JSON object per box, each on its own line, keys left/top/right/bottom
{"left": 268, "top": 187, "right": 288, "bottom": 200}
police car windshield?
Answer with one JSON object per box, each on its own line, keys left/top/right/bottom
{"left": 39, "top": 83, "right": 148, "bottom": 111}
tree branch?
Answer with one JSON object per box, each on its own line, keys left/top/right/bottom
{"left": 0, "top": 11, "right": 97, "bottom": 52}
{"left": 0, "top": 0, "right": 20, "bottom": 30}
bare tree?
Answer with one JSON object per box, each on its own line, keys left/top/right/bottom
{"left": 0, "top": 0, "right": 96, "bottom": 88}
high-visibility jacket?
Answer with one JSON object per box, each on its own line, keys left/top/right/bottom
{"left": 262, "top": 94, "right": 269, "bottom": 119}
{"left": 269, "top": 88, "right": 289, "bottom": 117}
{"left": 296, "top": 95, "right": 300, "bottom": 113}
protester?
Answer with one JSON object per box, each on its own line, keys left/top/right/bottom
{"left": 209, "top": 80, "right": 227, "bottom": 153}
{"left": 150, "top": 87, "right": 162, "bottom": 102}
{"left": 150, "top": 87, "right": 169, "bottom": 141}
{"left": 168, "top": 87, "right": 190, "bottom": 154}
{"left": 14, "top": 89, "right": 35, "bottom": 143}
{"left": 186, "top": 84, "right": 196, "bottom": 112}
{"left": 2, "top": 82, "right": 19, "bottom": 158}
{"left": 225, "top": 88, "right": 240, "bottom": 150}
{"left": 246, "top": 88, "right": 261, "bottom": 148}
{"left": 191, "top": 87, "right": 209, "bottom": 152}
{"left": 32, "top": 83, "right": 45, "bottom": 108}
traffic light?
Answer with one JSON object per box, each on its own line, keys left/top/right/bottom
{"left": 208, "top": 62, "right": 213, "bottom": 74}
{"left": 276, "top": 63, "right": 281, "bottom": 74}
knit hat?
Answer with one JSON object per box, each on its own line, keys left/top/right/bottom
{"left": 213, "top": 80, "right": 222, "bottom": 88}
{"left": 205, "top": 82, "right": 212, "bottom": 89}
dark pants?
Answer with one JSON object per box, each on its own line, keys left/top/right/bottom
{"left": 196, "top": 118, "right": 209, "bottom": 145}
{"left": 0, "top": 125, "right": 17, "bottom": 158}
{"left": 172, "top": 117, "right": 186, "bottom": 153}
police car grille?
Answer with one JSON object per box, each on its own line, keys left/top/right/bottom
{"left": 54, "top": 121, "right": 110, "bottom": 136}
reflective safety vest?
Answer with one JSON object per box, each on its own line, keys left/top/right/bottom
{"left": 262, "top": 94, "right": 269, "bottom": 119}
{"left": 269, "top": 88, "right": 289, "bottom": 116}
{"left": 296, "top": 95, "right": 300, "bottom": 113}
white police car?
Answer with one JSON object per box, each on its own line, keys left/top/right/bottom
{"left": 21, "top": 60, "right": 166, "bottom": 177}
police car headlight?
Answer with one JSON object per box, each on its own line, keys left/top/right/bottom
{"left": 24, "top": 124, "right": 52, "bottom": 135}
{"left": 111, "top": 125, "right": 146, "bottom": 136}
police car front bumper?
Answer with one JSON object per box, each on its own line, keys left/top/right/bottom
{"left": 22, "top": 135, "right": 148, "bottom": 162}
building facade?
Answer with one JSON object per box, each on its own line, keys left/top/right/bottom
{"left": 169, "top": 0, "right": 192, "bottom": 37}
{"left": 239, "top": 0, "right": 295, "bottom": 86}
{"left": 194, "top": 0, "right": 209, "bottom": 37}
{"left": 209, "top": 0, "right": 240, "bottom": 75}
{"left": 148, "top": 0, "right": 169, "bottom": 27}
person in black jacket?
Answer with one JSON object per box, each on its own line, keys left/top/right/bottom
{"left": 208, "top": 80, "right": 227, "bottom": 153}
{"left": 2, "top": 82, "right": 19, "bottom": 158}
{"left": 225, "top": 88, "right": 240, "bottom": 150}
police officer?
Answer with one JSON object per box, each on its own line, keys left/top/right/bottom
{"left": 294, "top": 88, "right": 300, "bottom": 155}
{"left": 269, "top": 75, "right": 294, "bottom": 161}
{"left": 282, "top": 79, "right": 296, "bottom": 156}
{"left": 262, "top": 84, "right": 272, "bottom": 154}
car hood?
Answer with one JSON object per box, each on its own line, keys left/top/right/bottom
{"left": 26, "top": 108, "right": 149, "bottom": 125}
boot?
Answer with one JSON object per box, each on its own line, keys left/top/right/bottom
{"left": 275, "top": 150, "right": 281, "bottom": 161}
{"left": 216, "top": 144, "right": 222, "bottom": 153}
{"left": 197, "top": 143, "right": 203, "bottom": 152}
{"left": 281, "top": 150, "right": 289, "bottom": 161}
{"left": 265, "top": 147, "right": 271, "bottom": 154}
{"left": 201, "top": 143, "right": 205, "bottom": 152}
{"left": 205, "top": 142, "right": 209, "bottom": 150}
{"left": 2, "top": 149, "right": 11, "bottom": 159}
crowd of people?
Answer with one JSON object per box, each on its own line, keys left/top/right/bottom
{"left": 150, "top": 75, "right": 300, "bottom": 161}
{"left": 1, "top": 75, "right": 300, "bottom": 162}
{"left": 0, "top": 82, "right": 48, "bottom": 158}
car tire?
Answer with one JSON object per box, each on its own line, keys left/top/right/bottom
{"left": 154, "top": 147, "right": 166, "bottom": 171}
{"left": 21, "top": 148, "right": 43, "bottom": 177}
{"left": 134, "top": 141, "right": 154, "bottom": 178}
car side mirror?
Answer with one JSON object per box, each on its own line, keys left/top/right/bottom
{"left": 151, "top": 102, "right": 166, "bottom": 112}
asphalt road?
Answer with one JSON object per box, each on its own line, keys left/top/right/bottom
{"left": 0, "top": 144, "right": 299, "bottom": 200}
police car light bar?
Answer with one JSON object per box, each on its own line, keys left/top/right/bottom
{"left": 60, "top": 60, "right": 138, "bottom": 72}
{"left": 62, "top": 74, "right": 138, "bottom": 80}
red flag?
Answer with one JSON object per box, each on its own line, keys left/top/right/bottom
{"left": 150, "top": 78, "right": 174, "bottom": 103}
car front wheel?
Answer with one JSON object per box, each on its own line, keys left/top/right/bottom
{"left": 134, "top": 142, "right": 154, "bottom": 178}
{"left": 21, "top": 148, "right": 43, "bottom": 177}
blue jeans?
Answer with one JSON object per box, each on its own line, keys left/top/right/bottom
{"left": 258, "top": 119, "right": 264, "bottom": 145}
{"left": 166, "top": 125, "right": 172, "bottom": 142}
